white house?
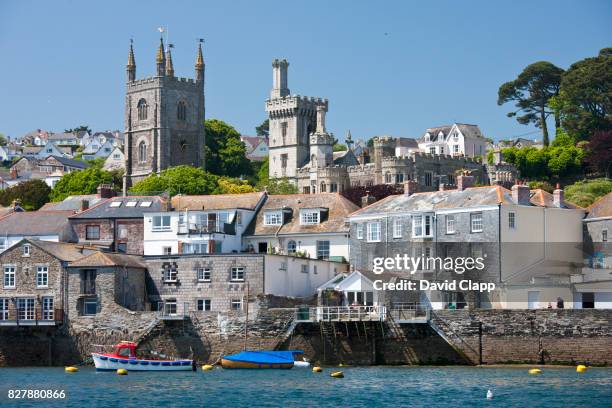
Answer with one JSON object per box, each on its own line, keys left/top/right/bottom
{"left": 143, "top": 192, "right": 267, "bottom": 256}
{"left": 418, "top": 123, "right": 488, "bottom": 158}
{"left": 241, "top": 135, "right": 269, "bottom": 161}
{"left": 0, "top": 145, "right": 8, "bottom": 162}
{"left": 82, "top": 140, "right": 114, "bottom": 161}
{"left": 243, "top": 193, "right": 358, "bottom": 262}
{"left": 103, "top": 147, "right": 125, "bottom": 170}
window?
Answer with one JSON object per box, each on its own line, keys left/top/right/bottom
{"left": 152, "top": 215, "right": 171, "bottom": 231}
{"left": 197, "top": 267, "right": 211, "bottom": 282}
{"left": 163, "top": 266, "right": 177, "bottom": 282}
{"left": 385, "top": 173, "right": 392, "bottom": 183}
{"left": 287, "top": 240, "right": 297, "bottom": 254}
{"left": 236, "top": 212, "right": 242, "bottom": 226}
{"left": 603, "top": 230, "right": 608, "bottom": 242}
{"left": 440, "top": 146, "right": 444, "bottom": 154}
{"left": 4, "top": 266, "right": 15, "bottom": 288}
{"left": 471, "top": 213, "right": 483, "bottom": 233}
{"left": 42, "top": 297, "right": 54, "bottom": 320}
{"left": 367, "top": 222, "right": 381, "bottom": 242}
{"left": 177, "top": 101, "right": 187, "bottom": 121}
{"left": 280, "top": 154, "right": 288, "bottom": 169}
{"left": 393, "top": 218, "right": 402, "bottom": 238}
{"left": 137, "top": 99, "right": 148, "bottom": 120}
{"left": 164, "top": 300, "right": 177, "bottom": 316}
{"left": 300, "top": 264, "right": 309, "bottom": 274}
{"left": 412, "top": 215, "right": 433, "bottom": 238}
{"left": 300, "top": 210, "right": 320, "bottom": 225}
{"left": 109, "top": 201, "right": 122, "bottom": 207}
{"left": 508, "top": 212, "right": 516, "bottom": 229}
{"left": 320, "top": 182, "right": 326, "bottom": 192}
{"left": 125, "top": 201, "right": 137, "bottom": 207}
{"left": 446, "top": 215, "right": 455, "bottom": 234}
{"left": 231, "top": 267, "right": 245, "bottom": 282}
{"left": 81, "top": 269, "right": 96, "bottom": 294}
{"left": 453, "top": 144, "right": 459, "bottom": 154}
{"left": 281, "top": 122, "right": 288, "bottom": 140}
{"left": 82, "top": 298, "right": 97, "bottom": 315}
{"left": 231, "top": 299, "right": 243, "bottom": 311}
{"left": 17, "top": 298, "right": 35, "bottom": 320}
{"left": 36, "top": 266, "right": 48, "bottom": 288}
{"left": 182, "top": 242, "right": 208, "bottom": 254}
{"left": 163, "top": 247, "right": 172, "bottom": 255}
{"left": 330, "top": 183, "right": 338, "bottom": 192}
{"left": 395, "top": 173, "right": 404, "bottom": 183}
{"left": 424, "top": 172, "right": 432, "bottom": 187}
{"left": 117, "top": 224, "right": 128, "bottom": 239}
{"left": 197, "top": 299, "right": 211, "bottom": 311}
{"left": 429, "top": 147, "right": 436, "bottom": 154}
{"left": 317, "top": 241, "right": 330, "bottom": 260}
{"left": 113, "top": 153, "right": 121, "bottom": 159}
{"left": 86, "top": 225, "right": 100, "bottom": 240}
{"left": 0, "top": 298, "right": 8, "bottom": 320}
{"left": 356, "top": 224, "right": 364, "bottom": 239}
{"left": 264, "top": 211, "right": 282, "bottom": 226}
{"left": 138, "top": 141, "right": 147, "bottom": 163}
{"left": 23, "top": 244, "right": 30, "bottom": 257}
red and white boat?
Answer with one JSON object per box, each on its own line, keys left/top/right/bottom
{"left": 92, "top": 341, "right": 194, "bottom": 372}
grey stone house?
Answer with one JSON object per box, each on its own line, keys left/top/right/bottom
{"left": 0, "top": 239, "right": 94, "bottom": 326}
{"left": 348, "top": 177, "right": 585, "bottom": 310}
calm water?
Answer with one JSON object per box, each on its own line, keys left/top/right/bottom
{"left": 0, "top": 366, "right": 611, "bottom": 407}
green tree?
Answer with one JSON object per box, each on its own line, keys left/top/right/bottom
{"left": 204, "top": 119, "right": 252, "bottom": 178}
{"left": 0, "top": 179, "right": 51, "bottom": 210}
{"left": 551, "top": 48, "right": 611, "bottom": 140}
{"left": 64, "top": 125, "right": 91, "bottom": 134}
{"left": 50, "top": 167, "right": 117, "bottom": 202}
{"left": 255, "top": 119, "right": 269, "bottom": 137}
{"left": 498, "top": 61, "right": 564, "bottom": 146}
{"left": 130, "top": 165, "right": 221, "bottom": 196}
{"left": 0, "top": 133, "right": 7, "bottom": 146}
{"left": 254, "top": 156, "right": 298, "bottom": 194}
{"left": 217, "top": 177, "right": 257, "bottom": 194}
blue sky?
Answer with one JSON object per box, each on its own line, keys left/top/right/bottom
{"left": 0, "top": 0, "right": 609, "bottom": 143}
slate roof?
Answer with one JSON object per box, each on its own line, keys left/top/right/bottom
{"left": 586, "top": 192, "right": 612, "bottom": 219}
{"left": 350, "top": 186, "right": 583, "bottom": 218}
{"left": 44, "top": 155, "right": 89, "bottom": 169}
{"left": 22, "top": 146, "right": 43, "bottom": 154}
{"left": 39, "top": 195, "right": 107, "bottom": 211}
{"left": 333, "top": 150, "right": 359, "bottom": 166}
{"left": 47, "top": 132, "right": 78, "bottom": 141}
{"left": 27, "top": 239, "right": 98, "bottom": 262}
{"left": 421, "top": 125, "right": 453, "bottom": 142}
{"left": 454, "top": 123, "right": 486, "bottom": 140}
{"left": 0, "top": 210, "right": 74, "bottom": 235}
{"left": 171, "top": 192, "right": 266, "bottom": 211}
{"left": 395, "top": 137, "right": 419, "bottom": 148}
{"left": 68, "top": 251, "right": 146, "bottom": 269}
{"left": 70, "top": 196, "right": 165, "bottom": 219}
{"left": 245, "top": 193, "right": 359, "bottom": 236}
{"left": 0, "top": 206, "right": 13, "bottom": 218}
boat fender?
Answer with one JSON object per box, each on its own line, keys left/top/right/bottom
{"left": 65, "top": 366, "right": 78, "bottom": 373}
{"left": 312, "top": 366, "right": 323, "bottom": 373}
{"left": 576, "top": 365, "right": 587, "bottom": 373}
{"left": 528, "top": 368, "right": 542, "bottom": 375}
{"left": 202, "top": 364, "right": 215, "bottom": 371}
{"left": 117, "top": 368, "right": 128, "bottom": 375}
{"left": 330, "top": 371, "right": 344, "bottom": 378}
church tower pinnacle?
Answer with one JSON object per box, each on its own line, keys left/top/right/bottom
{"left": 165, "top": 45, "right": 174, "bottom": 77}
{"left": 126, "top": 40, "right": 136, "bottom": 82}
{"left": 195, "top": 41, "right": 205, "bottom": 82}
{"left": 156, "top": 37, "right": 166, "bottom": 76}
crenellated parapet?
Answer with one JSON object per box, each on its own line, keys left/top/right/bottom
{"left": 266, "top": 95, "right": 328, "bottom": 119}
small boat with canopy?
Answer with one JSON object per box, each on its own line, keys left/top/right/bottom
{"left": 92, "top": 341, "right": 194, "bottom": 372}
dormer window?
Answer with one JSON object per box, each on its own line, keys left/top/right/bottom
{"left": 424, "top": 133, "right": 430, "bottom": 141}
{"left": 264, "top": 211, "right": 283, "bottom": 226}
{"left": 438, "top": 131, "right": 444, "bottom": 139}
{"left": 300, "top": 209, "right": 320, "bottom": 225}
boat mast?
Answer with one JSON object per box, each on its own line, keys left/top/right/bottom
{"left": 244, "top": 281, "right": 249, "bottom": 351}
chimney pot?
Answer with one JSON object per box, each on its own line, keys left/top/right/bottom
{"left": 80, "top": 199, "right": 89, "bottom": 212}
{"left": 457, "top": 174, "right": 475, "bottom": 191}
{"left": 553, "top": 186, "right": 564, "bottom": 208}
{"left": 404, "top": 180, "right": 418, "bottom": 196}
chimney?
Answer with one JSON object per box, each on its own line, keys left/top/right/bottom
{"left": 457, "top": 174, "right": 475, "bottom": 191}
{"left": 361, "top": 191, "right": 377, "bottom": 208}
{"left": 512, "top": 182, "right": 531, "bottom": 205}
{"left": 10, "top": 167, "right": 17, "bottom": 180}
{"left": 80, "top": 199, "right": 89, "bottom": 212}
{"left": 553, "top": 183, "right": 564, "bottom": 208}
{"left": 404, "top": 180, "right": 418, "bottom": 196}
{"left": 97, "top": 183, "right": 116, "bottom": 199}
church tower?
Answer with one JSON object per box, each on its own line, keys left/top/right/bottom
{"left": 266, "top": 59, "right": 327, "bottom": 182}
{"left": 123, "top": 37, "right": 206, "bottom": 193}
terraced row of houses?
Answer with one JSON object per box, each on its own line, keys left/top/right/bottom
{"left": 0, "top": 181, "right": 610, "bottom": 328}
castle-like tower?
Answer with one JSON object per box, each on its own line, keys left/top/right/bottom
{"left": 123, "top": 38, "right": 205, "bottom": 193}
{"left": 266, "top": 59, "right": 328, "bottom": 182}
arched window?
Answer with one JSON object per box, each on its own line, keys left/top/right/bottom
{"left": 177, "top": 101, "right": 187, "bottom": 121}
{"left": 311, "top": 154, "right": 317, "bottom": 167}
{"left": 287, "top": 240, "right": 296, "bottom": 254}
{"left": 137, "top": 99, "right": 148, "bottom": 121}
{"left": 320, "top": 182, "right": 326, "bottom": 192}
{"left": 138, "top": 141, "right": 147, "bottom": 163}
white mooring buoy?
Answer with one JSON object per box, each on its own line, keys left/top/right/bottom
{"left": 486, "top": 389, "right": 493, "bottom": 400}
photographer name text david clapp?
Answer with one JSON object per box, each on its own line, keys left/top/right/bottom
{"left": 374, "top": 279, "right": 496, "bottom": 293}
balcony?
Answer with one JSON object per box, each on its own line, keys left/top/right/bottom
{"left": 177, "top": 222, "right": 234, "bottom": 236}
{"left": 294, "top": 303, "right": 430, "bottom": 324}
{"left": 0, "top": 307, "right": 64, "bottom": 327}
{"left": 156, "top": 301, "right": 190, "bottom": 320}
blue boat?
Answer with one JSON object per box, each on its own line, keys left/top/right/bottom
{"left": 221, "top": 350, "right": 304, "bottom": 369}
